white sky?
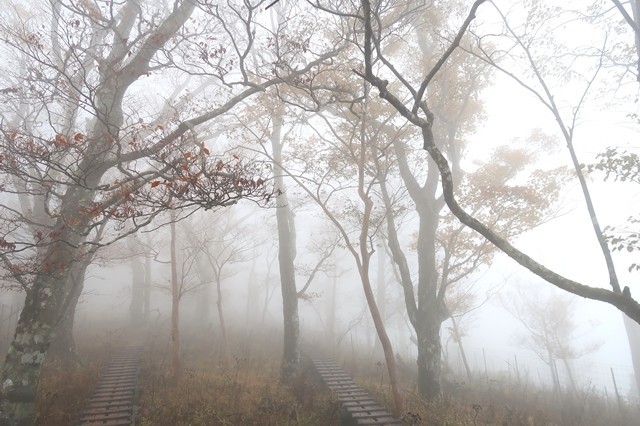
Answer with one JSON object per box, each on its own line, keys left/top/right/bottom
{"left": 461, "top": 59, "right": 640, "bottom": 395}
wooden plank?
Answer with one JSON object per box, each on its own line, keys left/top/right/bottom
{"left": 356, "top": 419, "right": 403, "bottom": 425}
{"left": 87, "top": 395, "right": 135, "bottom": 404}
{"left": 91, "top": 389, "right": 135, "bottom": 398}
{"left": 94, "top": 381, "right": 137, "bottom": 389}
{"left": 341, "top": 399, "right": 378, "bottom": 407}
{"left": 83, "top": 403, "right": 132, "bottom": 411}
{"left": 344, "top": 405, "right": 385, "bottom": 413}
{"left": 350, "top": 410, "right": 393, "bottom": 418}
{"left": 79, "top": 412, "right": 132, "bottom": 422}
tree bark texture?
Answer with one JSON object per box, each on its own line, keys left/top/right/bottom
{"left": 0, "top": 234, "right": 87, "bottom": 424}
{"left": 48, "top": 262, "right": 89, "bottom": 367}
{"left": 414, "top": 193, "right": 447, "bottom": 397}
{"left": 271, "top": 105, "right": 300, "bottom": 382}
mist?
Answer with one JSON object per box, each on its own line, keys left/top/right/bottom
{"left": 1, "top": 0, "right": 639, "bottom": 425}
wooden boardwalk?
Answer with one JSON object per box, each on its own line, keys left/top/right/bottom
{"left": 76, "top": 346, "right": 142, "bottom": 426}
{"left": 75, "top": 342, "right": 401, "bottom": 425}
{"left": 305, "top": 351, "right": 403, "bottom": 425}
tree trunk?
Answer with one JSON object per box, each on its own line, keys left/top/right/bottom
{"left": 215, "top": 273, "right": 228, "bottom": 358}
{"left": 326, "top": 261, "right": 337, "bottom": 345}
{"left": 48, "top": 262, "right": 88, "bottom": 367}
{"left": 144, "top": 253, "right": 151, "bottom": 324}
{"left": 357, "top": 261, "right": 403, "bottom": 414}
{"left": 271, "top": 104, "right": 300, "bottom": 382}
{"left": 261, "top": 261, "right": 273, "bottom": 324}
{"left": 355, "top": 87, "right": 403, "bottom": 414}
{"left": 170, "top": 210, "right": 181, "bottom": 379}
{"left": 623, "top": 314, "right": 640, "bottom": 396}
{"left": 373, "top": 239, "right": 386, "bottom": 355}
{"left": 0, "top": 244, "right": 79, "bottom": 424}
{"left": 0, "top": 181, "right": 99, "bottom": 424}
{"left": 548, "top": 354, "right": 560, "bottom": 393}
{"left": 416, "top": 304, "right": 444, "bottom": 399}
{"left": 450, "top": 315, "right": 472, "bottom": 380}
{"left": 561, "top": 357, "right": 578, "bottom": 397}
{"left": 129, "top": 255, "right": 145, "bottom": 325}
{"left": 414, "top": 180, "right": 446, "bottom": 399}
{"left": 195, "top": 252, "right": 212, "bottom": 326}
{"left": 1, "top": 297, "right": 58, "bottom": 425}
{"left": 277, "top": 196, "right": 300, "bottom": 383}
{"left": 245, "top": 255, "right": 258, "bottom": 325}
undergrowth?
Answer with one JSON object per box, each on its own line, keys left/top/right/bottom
{"left": 137, "top": 330, "right": 340, "bottom": 425}
{"left": 341, "top": 348, "right": 639, "bottom": 426}
{"left": 34, "top": 331, "right": 115, "bottom": 425}
{"left": 29, "top": 323, "right": 640, "bottom": 425}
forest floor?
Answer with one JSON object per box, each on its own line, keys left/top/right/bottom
{"left": 13, "top": 322, "right": 639, "bottom": 425}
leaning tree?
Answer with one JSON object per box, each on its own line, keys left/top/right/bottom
{"left": 348, "top": 0, "right": 640, "bottom": 322}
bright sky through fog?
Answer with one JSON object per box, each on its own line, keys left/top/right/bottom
{"left": 462, "top": 41, "right": 640, "bottom": 390}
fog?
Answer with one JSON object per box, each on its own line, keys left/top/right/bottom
{"left": 1, "top": 0, "right": 639, "bottom": 424}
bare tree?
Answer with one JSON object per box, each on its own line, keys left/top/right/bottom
{"left": 197, "top": 210, "right": 259, "bottom": 358}
{"left": 153, "top": 207, "right": 218, "bottom": 378}
{"left": 501, "top": 283, "right": 602, "bottom": 395}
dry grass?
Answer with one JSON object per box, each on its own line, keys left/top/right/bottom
{"left": 35, "top": 334, "right": 113, "bottom": 425}
{"left": 30, "top": 325, "right": 640, "bottom": 425}
{"left": 137, "top": 329, "right": 341, "bottom": 425}
{"left": 341, "top": 349, "right": 639, "bottom": 426}
{"left": 32, "top": 324, "right": 340, "bottom": 425}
